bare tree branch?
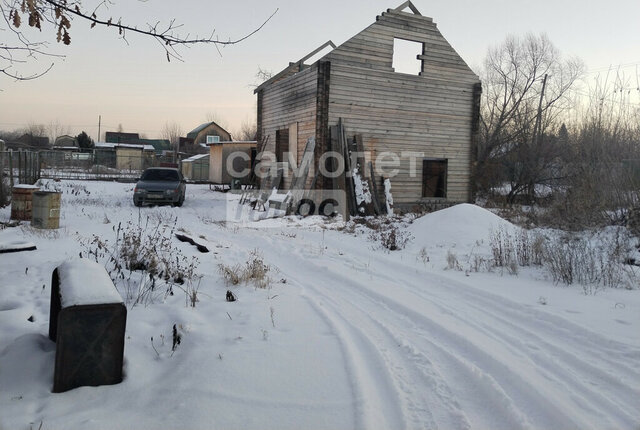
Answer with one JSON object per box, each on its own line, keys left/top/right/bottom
{"left": 1, "top": 1, "right": 278, "bottom": 78}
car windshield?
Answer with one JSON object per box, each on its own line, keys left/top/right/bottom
{"left": 141, "top": 169, "right": 179, "bottom": 181}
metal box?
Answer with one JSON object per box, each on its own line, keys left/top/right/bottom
{"left": 49, "top": 259, "right": 127, "bottom": 393}
{"left": 10, "top": 184, "right": 39, "bottom": 220}
{"left": 32, "top": 191, "right": 61, "bottom": 229}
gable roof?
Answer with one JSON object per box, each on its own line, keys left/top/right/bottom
{"left": 186, "top": 121, "right": 231, "bottom": 140}
{"left": 54, "top": 135, "right": 78, "bottom": 147}
{"left": 393, "top": 0, "right": 421, "bottom": 15}
{"left": 255, "top": 1, "right": 478, "bottom": 93}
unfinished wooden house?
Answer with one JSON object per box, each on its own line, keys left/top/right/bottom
{"left": 255, "top": 1, "right": 481, "bottom": 211}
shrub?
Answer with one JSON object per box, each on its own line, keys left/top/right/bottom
{"left": 80, "top": 217, "right": 199, "bottom": 306}
{"left": 446, "top": 250, "right": 461, "bottom": 271}
{"left": 489, "top": 226, "right": 545, "bottom": 268}
{"left": 218, "top": 249, "right": 272, "bottom": 289}
{"left": 367, "top": 222, "right": 413, "bottom": 251}
{"left": 543, "top": 229, "right": 637, "bottom": 294}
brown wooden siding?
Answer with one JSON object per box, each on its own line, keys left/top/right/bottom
{"left": 258, "top": 7, "right": 480, "bottom": 205}
{"left": 323, "top": 10, "right": 479, "bottom": 204}
{"left": 259, "top": 64, "right": 319, "bottom": 190}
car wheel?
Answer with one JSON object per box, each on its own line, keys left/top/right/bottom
{"left": 175, "top": 195, "right": 184, "bottom": 207}
{"left": 134, "top": 198, "right": 142, "bottom": 207}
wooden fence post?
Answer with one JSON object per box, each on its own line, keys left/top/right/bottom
{"left": 9, "top": 151, "right": 14, "bottom": 187}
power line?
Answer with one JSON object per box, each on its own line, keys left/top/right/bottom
{"left": 0, "top": 121, "right": 168, "bottom": 135}
{"left": 583, "top": 61, "right": 640, "bottom": 75}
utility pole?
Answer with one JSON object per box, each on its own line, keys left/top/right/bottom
{"left": 98, "top": 115, "right": 101, "bottom": 142}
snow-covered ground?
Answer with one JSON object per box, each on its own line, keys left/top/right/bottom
{"left": 1, "top": 180, "right": 639, "bottom": 430}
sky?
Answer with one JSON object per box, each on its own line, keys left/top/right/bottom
{"left": 1, "top": 0, "right": 639, "bottom": 141}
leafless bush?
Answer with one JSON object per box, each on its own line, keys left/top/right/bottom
{"left": 80, "top": 217, "right": 200, "bottom": 306}
{"left": 490, "top": 227, "right": 516, "bottom": 268}
{"left": 468, "top": 253, "right": 490, "bottom": 273}
{"left": 446, "top": 250, "right": 461, "bottom": 271}
{"left": 218, "top": 263, "right": 242, "bottom": 285}
{"left": 174, "top": 276, "right": 203, "bottom": 307}
{"left": 367, "top": 222, "right": 413, "bottom": 251}
{"left": 543, "top": 229, "right": 637, "bottom": 294}
{"left": 218, "top": 249, "right": 272, "bottom": 289}
{"left": 490, "top": 226, "right": 545, "bottom": 269}
{"left": 417, "top": 247, "right": 429, "bottom": 265}
{"left": 338, "top": 216, "right": 413, "bottom": 251}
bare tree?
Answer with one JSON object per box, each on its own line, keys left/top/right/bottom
{"left": 556, "top": 69, "right": 640, "bottom": 227}
{"left": 47, "top": 119, "right": 71, "bottom": 144}
{"left": 0, "top": 128, "right": 21, "bottom": 141}
{"left": 161, "top": 121, "right": 183, "bottom": 149}
{"left": 234, "top": 118, "right": 257, "bottom": 141}
{"left": 25, "top": 122, "right": 47, "bottom": 137}
{"left": 1, "top": 1, "right": 277, "bottom": 80}
{"left": 204, "top": 111, "right": 228, "bottom": 130}
{"left": 251, "top": 66, "right": 273, "bottom": 88}
{"left": 476, "top": 33, "right": 584, "bottom": 202}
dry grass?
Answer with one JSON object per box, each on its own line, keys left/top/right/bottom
{"left": 218, "top": 249, "right": 272, "bottom": 289}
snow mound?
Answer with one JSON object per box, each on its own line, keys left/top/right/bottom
{"left": 408, "top": 203, "right": 517, "bottom": 249}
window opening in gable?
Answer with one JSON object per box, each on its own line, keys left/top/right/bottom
{"left": 392, "top": 38, "right": 423, "bottom": 75}
{"left": 206, "top": 135, "right": 220, "bottom": 144}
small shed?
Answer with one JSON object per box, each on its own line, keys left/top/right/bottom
{"left": 95, "top": 142, "right": 155, "bottom": 171}
{"left": 182, "top": 153, "right": 210, "bottom": 182}
{"left": 207, "top": 141, "right": 257, "bottom": 185}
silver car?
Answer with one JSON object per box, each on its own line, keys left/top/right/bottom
{"left": 133, "top": 167, "right": 186, "bottom": 207}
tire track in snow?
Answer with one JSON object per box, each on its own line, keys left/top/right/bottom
{"left": 298, "top": 289, "right": 408, "bottom": 430}
{"left": 320, "top": 252, "right": 640, "bottom": 429}
{"left": 220, "top": 228, "right": 640, "bottom": 429}
{"left": 364, "top": 261, "right": 640, "bottom": 426}
{"left": 295, "top": 264, "right": 547, "bottom": 429}
{"left": 293, "top": 270, "right": 471, "bottom": 430}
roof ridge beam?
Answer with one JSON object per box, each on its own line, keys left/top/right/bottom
{"left": 392, "top": 1, "right": 421, "bottom": 15}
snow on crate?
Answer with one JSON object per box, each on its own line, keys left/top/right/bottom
{"left": 0, "top": 240, "right": 36, "bottom": 253}
{"left": 408, "top": 203, "right": 516, "bottom": 249}
{"left": 56, "top": 259, "right": 123, "bottom": 307}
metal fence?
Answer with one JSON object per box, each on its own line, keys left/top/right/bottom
{"left": 1, "top": 150, "right": 41, "bottom": 206}
{"left": 1, "top": 149, "right": 206, "bottom": 206}
{"left": 0, "top": 150, "right": 40, "bottom": 185}
{"left": 38, "top": 150, "right": 178, "bottom": 181}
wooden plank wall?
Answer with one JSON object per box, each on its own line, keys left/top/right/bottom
{"left": 258, "top": 64, "right": 319, "bottom": 190}
{"left": 323, "top": 8, "right": 480, "bottom": 204}
{"left": 208, "top": 145, "right": 223, "bottom": 184}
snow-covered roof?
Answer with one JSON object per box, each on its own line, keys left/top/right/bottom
{"left": 12, "top": 184, "right": 40, "bottom": 189}
{"left": 186, "top": 121, "right": 231, "bottom": 140}
{"left": 183, "top": 154, "right": 209, "bottom": 162}
{"left": 95, "top": 142, "right": 155, "bottom": 151}
{"left": 204, "top": 140, "right": 257, "bottom": 146}
{"left": 95, "top": 142, "right": 115, "bottom": 149}
{"left": 56, "top": 259, "right": 123, "bottom": 308}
